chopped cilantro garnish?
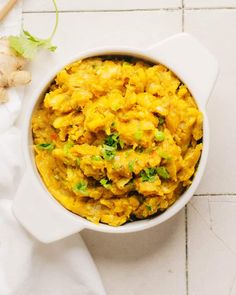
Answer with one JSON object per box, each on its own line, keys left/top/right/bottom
{"left": 91, "top": 155, "right": 102, "bottom": 161}
{"left": 102, "top": 133, "right": 124, "bottom": 160}
{"left": 156, "top": 167, "right": 170, "bottom": 179}
{"left": 74, "top": 181, "right": 87, "bottom": 194}
{"left": 145, "top": 204, "right": 152, "bottom": 211}
{"left": 154, "top": 130, "right": 165, "bottom": 141}
{"left": 104, "top": 133, "right": 123, "bottom": 150}
{"left": 102, "top": 145, "right": 116, "bottom": 160}
{"left": 37, "top": 143, "right": 55, "bottom": 151}
{"left": 158, "top": 116, "right": 165, "bottom": 126}
{"left": 100, "top": 178, "right": 112, "bottom": 189}
{"left": 140, "top": 166, "right": 170, "bottom": 181}
{"left": 140, "top": 168, "right": 157, "bottom": 182}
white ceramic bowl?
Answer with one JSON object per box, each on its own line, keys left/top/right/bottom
{"left": 13, "top": 33, "right": 219, "bottom": 243}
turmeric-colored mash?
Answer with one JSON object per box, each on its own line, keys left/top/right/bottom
{"left": 32, "top": 56, "right": 203, "bottom": 226}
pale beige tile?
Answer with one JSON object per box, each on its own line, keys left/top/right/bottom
{"left": 185, "top": 0, "right": 236, "bottom": 8}
{"left": 185, "top": 9, "right": 236, "bottom": 194}
{"left": 23, "top": 0, "right": 182, "bottom": 11}
{"left": 82, "top": 210, "right": 186, "bottom": 295}
{"left": 188, "top": 196, "right": 236, "bottom": 295}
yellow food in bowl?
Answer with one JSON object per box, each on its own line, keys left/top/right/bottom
{"left": 31, "top": 56, "right": 203, "bottom": 226}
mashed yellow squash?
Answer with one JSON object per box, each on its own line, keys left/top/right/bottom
{"left": 31, "top": 56, "right": 203, "bottom": 226}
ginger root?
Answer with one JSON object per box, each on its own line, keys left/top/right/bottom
{"left": 0, "top": 37, "right": 31, "bottom": 103}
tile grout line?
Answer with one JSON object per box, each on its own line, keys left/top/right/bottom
{"left": 22, "top": 8, "right": 182, "bottom": 14}
{"left": 22, "top": 6, "right": 236, "bottom": 14}
{"left": 185, "top": 205, "right": 189, "bottom": 295}
{"left": 184, "top": 6, "right": 236, "bottom": 10}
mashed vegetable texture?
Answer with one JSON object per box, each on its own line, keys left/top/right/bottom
{"left": 31, "top": 56, "right": 203, "bottom": 226}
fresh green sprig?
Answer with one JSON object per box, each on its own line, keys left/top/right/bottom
{"left": 8, "top": 0, "right": 59, "bottom": 59}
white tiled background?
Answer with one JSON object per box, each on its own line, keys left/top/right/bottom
{"left": 22, "top": 1, "right": 236, "bottom": 294}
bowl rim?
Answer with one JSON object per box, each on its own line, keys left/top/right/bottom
{"left": 24, "top": 46, "right": 209, "bottom": 234}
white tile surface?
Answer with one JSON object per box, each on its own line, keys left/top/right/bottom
{"left": 185, "top": 0, "right": 236, "bottom": 8}
{"left": 188, "top": 196, "right": 236, "bottom": 295}
{"left": 184, "top": 9, "right": 236, "bottom": 194}
{"left": 82, "top": 210, "right": 186, "bottom": 295}
{"left": 23, "top": 0, "right": 182, "bottom": 12}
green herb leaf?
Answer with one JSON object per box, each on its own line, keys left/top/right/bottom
{"left": 104, "top": 133, "right": 124, "bottom": 150}
{"left": 91, "top": 155, "right": 102, "bottom": 161}
{"left": 100, "top": 178, "right": 112, "bottom": 189}
{"left": 74, "top": 181, "right": 87, "bottom": 194}
{"left": 158, "top": 116, "right": 165, "bottom": 126}
{"left": 154, "top": 130, "right": 165, "bottom": 141}
{"left": 37, "top": 143, "right": 55, "bottom": 151}
{"left": 140, "top": 168, "right": 157, "bottom": 182}
{"left": 8, "top": 0, "right": 59, "bottom": 59}
{"left": 145, "top": 204, "right": 152, "bottom": 211}
{"left": 102, "top": 144, "right": 116, "bottom": 160}
{"left": 100, "top": 178, "right": 111, "bottom": 189}
{"left": 156, "top": 167, "right": 170, "bottom": 179}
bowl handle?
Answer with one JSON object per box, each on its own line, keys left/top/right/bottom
{"left": 12, "top": 169, "right": 85, "bottom": 243}
{"left": 146, "top": 33, "right": 219, "bottom": 109}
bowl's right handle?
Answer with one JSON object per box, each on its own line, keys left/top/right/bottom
{"left": 146, "top": 33, "right": 219, "bottom": 109}
{"left": 12, "top": 169, "right": 85, "bottom": 243}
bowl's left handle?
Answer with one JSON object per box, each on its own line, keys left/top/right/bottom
{"left": 12, "top": 170, "right": 85, "bottom": 243}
